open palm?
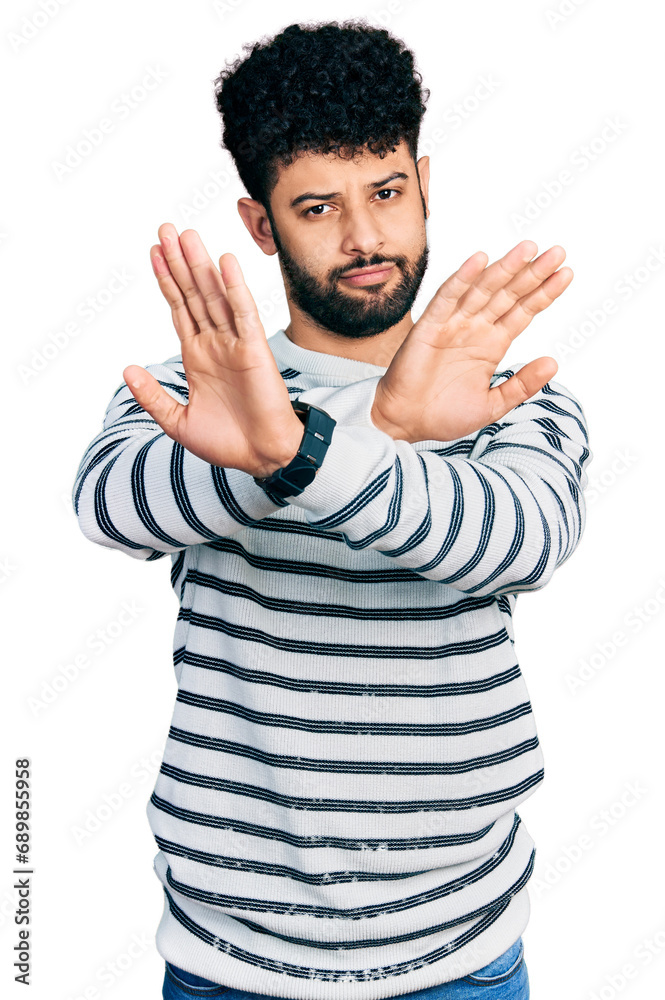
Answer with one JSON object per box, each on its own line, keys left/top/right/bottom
{"left": 123, "top": 225, "right": 304, "bottom": 478}
{"left": 370, "top": 241, "right": 572, "bottom": 443}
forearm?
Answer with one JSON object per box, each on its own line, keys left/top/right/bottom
{"left": 288, "top": 370, "right": 591, "bottom": 596}
{"left": 72, "top": 361, "right": 286, "bottom": 560}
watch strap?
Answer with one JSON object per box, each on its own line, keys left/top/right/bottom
{"left": 253, "top": 400, "right": 336, "bottom": 503}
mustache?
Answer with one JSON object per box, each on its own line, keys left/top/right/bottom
{"left": 334, "top": 258, "right": 407, "bottom": 280}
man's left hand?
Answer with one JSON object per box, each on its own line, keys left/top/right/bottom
{"left": 369, "top": 240, "right": 572, "bottom": 443}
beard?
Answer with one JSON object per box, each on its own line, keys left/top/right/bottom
{"left": 265, "top": 205, "right": 430, "bottom": 339}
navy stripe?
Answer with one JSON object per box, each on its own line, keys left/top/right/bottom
{"left": 92, "top": 455, "right": 149, "bottom": 552}
{"left": 176, "top": 609, "right": 513, "bottom": 660}
{"left": 131, "top": 437, "right": 184, "bottom": 547}
{"left": 150, "top": 790, "right": 499, "bottom": 850}
{"left": 174, "top": 689, "right": 533, "bottom": 736}
{"left": 200, "top": 534, "right": 427, "bottom": 582}
{"left": 308, "top": 467, "right": 393, "bottom": 529}
{"left": 159, "top": 760, "right": 544, "bottom": 813}
{"left": 72, "top": 436, "right": 131, "bottom": 515}
{"left": 185, "top": 568, "right": 502, "bottom": 620}
{"left": 170, "top": 444, "right": 219, "bottom": 541}
{"left": 172, "top": 650, "right": 522, "bottom": 697}
{"left": 167, "top": 727, "right": 538, "bottom": 773}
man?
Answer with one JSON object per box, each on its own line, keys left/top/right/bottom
{"left": 72, "top": 20, "right": 591, "bottom": 1000}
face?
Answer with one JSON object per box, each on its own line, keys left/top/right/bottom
{"left": 264, "top": 139, "right": 430, "bottom": 339}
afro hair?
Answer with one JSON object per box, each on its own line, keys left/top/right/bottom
{"left": 213, "top": 19, "right": 430, "bottom": 210}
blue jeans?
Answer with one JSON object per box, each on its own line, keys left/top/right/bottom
{"left": 162, "top": 937, "right": 528, "bottom": 999}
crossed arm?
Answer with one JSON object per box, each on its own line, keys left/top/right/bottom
{"left": 71, "top": 227, "right": 591, "bottom": 595}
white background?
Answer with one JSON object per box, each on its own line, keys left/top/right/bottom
{"left": 3, "top": 0, "right": 664, "bottom": 997}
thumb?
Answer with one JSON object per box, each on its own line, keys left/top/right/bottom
{"left": 487, "top": 356, "right": 558, "bottom": 422}
{"left": 122, "top": 365, "right": 184, "bottom": 436}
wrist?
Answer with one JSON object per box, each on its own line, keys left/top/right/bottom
{"left": 252, "top": 401, "right": 336, "bottom": 500}
{"left": 250, "top": 412, "right": 306, "bottom": 479}
{"left": 370, "top": 400, "right": 410, "bottom": 441}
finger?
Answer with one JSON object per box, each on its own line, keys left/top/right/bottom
{"left": 480, "top": 246, "right": 566, "bottom": 323}
{"left": 494, "top": 267, "right": 574, "bottom": 341}
{"left": 150, "top": 245, "right": 199, "bottom": 341}
{"left": 455, "top": 241, "right": 538, "bottom": 318}
{"left": 415, "top": 251, "right": 489, "bottom": 337}
{"left": 179, "top": 229, "right": 237, "bottom": 336}
{"left": 122, "top": 365, "right": 186, "bottom": 438}
{"left": 158, "top": 223, "right": 217, "bottom": 335}
{"left": 487, "top": 356, "right": 559, "bottom": 423}
{"left": 219, "top": 253, "right": 266, "bottom": 341}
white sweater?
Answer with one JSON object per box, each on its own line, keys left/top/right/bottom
{"left": 72, "top": 328, "right": 591, "bottom": 998}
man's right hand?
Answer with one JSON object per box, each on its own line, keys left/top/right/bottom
{"left": 123, "top": 224, "right": 305, "bottom": 479}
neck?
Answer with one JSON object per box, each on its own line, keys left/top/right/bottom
{"left": 283, "top": 310, "right": 413, "bottom": 367}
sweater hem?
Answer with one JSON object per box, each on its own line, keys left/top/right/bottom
{"left": 154, "top": 880, "right": 531, "bottom": 998}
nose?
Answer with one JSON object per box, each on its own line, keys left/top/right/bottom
{"left": 339, "top": 204, "right": 385, "bottom": 258}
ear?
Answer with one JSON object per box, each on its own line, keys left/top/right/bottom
{"left": 237, "top": 198, "right": 278, "bottom": 255}
{"left": 416, "top": 155, "right": 430, "bottom": 219}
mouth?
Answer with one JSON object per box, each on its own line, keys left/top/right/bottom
{"left": 339, "top": 264, "right": 395, "bottom": 286}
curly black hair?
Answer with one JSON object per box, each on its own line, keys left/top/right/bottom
{"left": 213, "top": 19, "right": 430, "bottom": 211}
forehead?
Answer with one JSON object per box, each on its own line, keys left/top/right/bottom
{"left": 271, "top": 138, "right": 414, "bottom": 204}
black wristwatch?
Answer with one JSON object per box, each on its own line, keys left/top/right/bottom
{"left": 253, "top": 400, "right": 336, "bottom": 504}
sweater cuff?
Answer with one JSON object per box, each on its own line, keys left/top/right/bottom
{"left": 288, "top": 421, "right": 397, "bottom": 522}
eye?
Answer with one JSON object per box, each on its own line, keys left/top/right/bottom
{"left": 303, "top": 203, "right": 333, "bottom": 217}
{"left": 375, "top": 188, "right": 399, "bottom": 201}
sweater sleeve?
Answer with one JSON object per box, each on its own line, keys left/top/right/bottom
{"left": 71, "top": 358, "right": 288, "bottom": 561}
{"left": 287, "top": 362, "right": 592, "bottom": 597}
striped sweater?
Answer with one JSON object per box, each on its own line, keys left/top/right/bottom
{"left": 71, "top": 328, "right": 591, "bottom": 998}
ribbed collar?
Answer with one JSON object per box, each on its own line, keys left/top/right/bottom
{"left": 268, "top": 328, "right": 388, "bottom": 381}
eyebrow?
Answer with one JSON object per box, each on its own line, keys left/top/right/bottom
{"left": 289, "top": 171, "right": 410, "bottom": 208}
